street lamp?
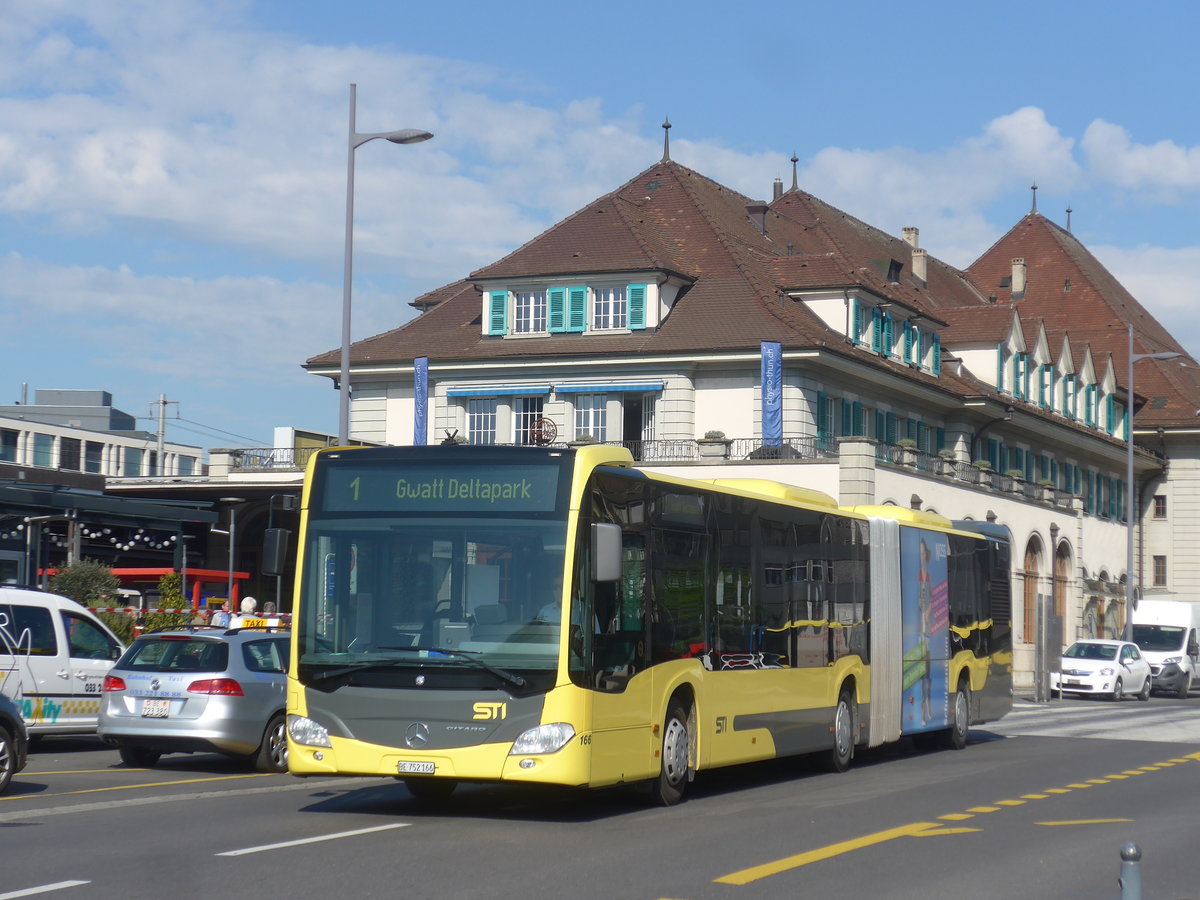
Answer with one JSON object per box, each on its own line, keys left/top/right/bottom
{"left": 219, "top": 497, "right": 247, "bottom": 608}
{"left": 338, "top": 83, "right": 433, "bottom": 445}
{"left": 1124, "top": 324, "right": 1183, "bottom": 641}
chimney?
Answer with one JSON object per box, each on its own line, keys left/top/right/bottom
{"left": 1011, "top": 258, "right": 1027, "bottom": 297}
{"left": 746, "top": 201, "right": 769, "bottom": 235}
{"left": 772, "top": 178, "right": 783, "bottom": 201}
{"left": 912, "top": 248, "right": 928, "bottom": 283}
{"left": 902, "top": 226, "right": 919, "bottom": 248}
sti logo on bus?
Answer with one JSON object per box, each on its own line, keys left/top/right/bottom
{"left": 473, "top": 702, "right": 507, "bottom": 720}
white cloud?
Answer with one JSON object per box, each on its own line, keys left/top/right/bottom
{"left": 1091, "top": 243, "right": 1200, "bottom": 361}
{"left": 1081, "top": 119, "right": 1200, "bottom": 195}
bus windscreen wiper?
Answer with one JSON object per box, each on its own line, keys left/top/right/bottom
{"left": 305, "top": 659, "right": 413, "bottom": 685}
{"left": 381, "top": 646, "right": 528, "bottom": 689}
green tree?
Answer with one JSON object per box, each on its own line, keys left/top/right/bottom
{"left": 145, "top": 571, "right": 190, "bottom": 632}
{"left": 49, "top": 559, "right": 132, "bottom": 642}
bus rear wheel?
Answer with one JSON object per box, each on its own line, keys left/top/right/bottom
{"left": 946, "top": 682, "right": 970, "bottom": 750}
{"left": 827, "top": 688, "right": 855, "bottom": 772}
{"left": 652, "top": 700, "right": 692, "bottom": 806}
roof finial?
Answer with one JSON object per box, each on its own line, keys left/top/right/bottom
{"left": 790, "top": 153, "right": 799, "bottom": 191}
{"left": 1031, "top": 182, "right": 1038, "bottom": 213}
{"left": 1066, "top": 204, "right": 1073, "bottom": 233}
{"left": 662, "top": 116, "right": 671, "bottom": 162}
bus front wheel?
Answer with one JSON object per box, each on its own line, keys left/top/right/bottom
{"left": 827, "top": 688, "right": 855, "bottom": 772}
{"left": 652, "top": 700, "right": 692, "bottom": 806}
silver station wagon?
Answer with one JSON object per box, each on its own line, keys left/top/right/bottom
{"left": 98, "top": 626, "right": 289, "bottom": 772}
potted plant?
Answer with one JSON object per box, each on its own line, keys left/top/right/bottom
{"left": 970, "top": 458, "right": 993, "bottom": 485}
{"left": 1037, "top": 478, "right": 1056, "bottom": 501}
{"left": 897, "top": 438, "right": 918, "bottom": 466}
{"left": 698, "top": 429, "right": 732, "bottom": 459}
{"left": 937, "top": 448, "right": 959, "bottom": 476}
{"left": 1003, "top": 468, "right": 1025, "bottom": 493}
{"left": 568, "top": 433, "right": 599, "bottom": 447}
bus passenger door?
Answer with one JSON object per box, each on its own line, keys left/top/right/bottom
{"left": 587, "top": 533, "right": 655, "bottom": 785}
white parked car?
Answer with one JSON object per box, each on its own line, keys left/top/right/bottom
{"left": 1052, "top": 639, "right": 1152, "bottom": 701}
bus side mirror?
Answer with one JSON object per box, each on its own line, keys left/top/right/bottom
{"left": 262, "top": 528, "right": 291, "bottom": 577}
{"left": 591, "top": 523, "right": 622, "bottom": 583}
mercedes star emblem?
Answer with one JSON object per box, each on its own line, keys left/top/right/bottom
{"left": 405, "top": 722, "right": 431, "bottom": 748}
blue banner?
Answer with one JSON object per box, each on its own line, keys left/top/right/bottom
{"left": 761, "top": 341, "right": 782, "bottom": 446}
{"left": 413, "top": 356, "right": 428, "bottom": 446}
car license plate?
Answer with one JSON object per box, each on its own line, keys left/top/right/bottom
{"left": 1064, "top": 679, "right": 1083, "bottom": 687}
{"left": 397, "top": 761, "right": 435, "bottom": 774}
{"left": 141, "top": 699, "right": 170, "bottom": 718}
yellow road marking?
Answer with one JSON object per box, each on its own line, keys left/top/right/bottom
{"left": 1045, "top": 788, "right": 1072, "bottom": 794}
{"left": 1122, "top": 770, "right": 1144, "bottom": 776}
{"left": 967, "top": 806, "right": 1000, "bottom": 813}
{"left": 1086, "top": 779, "right": 1109, "bottom": 784}
{"left": 0, "top": 772, "right": 277, "bottom": 802}
{"left": 1104, "top": 775, "right": 1128, "bottom": 780}
{"left": 914, "top": 827, "right": 981, "bottom": 836}
{"left": 1022, "top": 793, "right": 1049, "bottom": 799}
{"left": 995, "top": 800, "right": 1025, "bottom": 807}
{"left": 938, "top": 813, "right": 974, "bottom": 821}
{"left": 1169, "top": 758, "right": 1191, "bottom": 764}
{"left": 26, "top": 769, "right": 128, "bottom": 776}
{"left": 1036, "top": 819, "right": 1132, "bottom": 826}
{"left": 1138, "top": 766, "right": 1160, "bottom": 772}
{"left": 714, "top": 822, "right": 947, "bottom": 885}
{"left": 1066, "top": 783, "right": 1092, "bottom": 789}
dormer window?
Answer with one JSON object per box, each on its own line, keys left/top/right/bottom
{"left": 485, "top": 283, "right": 648, "bottom": 337}
{"left": 515, "top": 290, "right": 548, "bottom": 333}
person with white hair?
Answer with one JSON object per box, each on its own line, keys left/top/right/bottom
{"left": 231, "top": 596, "right": 258, "bottom": 628}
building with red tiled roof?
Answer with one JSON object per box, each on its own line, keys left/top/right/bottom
{"left": 305, "top": 144, "right": 1200, "bottom": 690}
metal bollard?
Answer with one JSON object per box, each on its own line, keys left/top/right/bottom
{"left": 1119, "top": 842, "right": 1142, "bottom": 900}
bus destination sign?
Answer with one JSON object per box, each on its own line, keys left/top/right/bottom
{"left": 322, "top": 463, "right": 561, "bottom": 513}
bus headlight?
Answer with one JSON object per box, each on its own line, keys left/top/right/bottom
{"left": 509, "top": 723, "right": 576, "bottom": 755}
{"left": 288, "top": 714, "right": 332, "bottom": 748}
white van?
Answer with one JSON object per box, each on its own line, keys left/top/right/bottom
{"left": 0, "top": 587, "right": 125, "bottom": 735}
{"left": 1131, "top": 599, "right": 1200, "bottom": 698}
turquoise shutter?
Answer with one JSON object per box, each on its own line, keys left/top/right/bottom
{"left": 935, "top": 427, "right": 945, "bottom": 452}
{"left": 874, "top": 409, "right": 885, "bottom": 440}
{"left": 840, "top": 398, "right": 852, "bottom": 436}
{"left": 882, "top": 312, "right": 894, "bottom": 356}
{"left": 548, "top": 287, "right": 566, "bottom": 333}
{"left": 816, "top": 392, "right": 832, "bottom": 449}
{"left": 851, "top": 298, "right": 861, "bottom": 344}
{"left": 852, "top": 401, "right": 864, "bottom": 436}
{"left": 996, "top": 344, "right": 1005, "bottom": 391}
{"left": 567, "top": 286, "right": 587, "bottom": 332}
{"left": 628, "top": 283, "right": 646, "bottom": 330}
{"left": 932, "top": 334, "right": 941, "bottom": 375}
{"left": 1105, "top": 394, "right": 1115, "bottom": 434}
{"left": 488, "top": 290, "right": 508, "bottom": 335}
{"left": 871, "top": 308, "right": 883, "bottom": 353}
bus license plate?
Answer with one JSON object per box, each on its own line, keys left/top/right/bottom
{"left": 142, "top": 699, "right": 170, "bottom": 718}
{"left": 397, "top": 761, "right": 435, "bottom": 774}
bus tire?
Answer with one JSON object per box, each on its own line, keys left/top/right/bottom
{"left": 827, "top": 688, "right": 855, "bottom": 772}
{"left": 652, "top": 699, "right": 691, "bottom": 806}
{"left": 405, "top": 778, "right": 457, "bottom": 802}
{"left": 946, "top": 682, "right": 970, "bottom": 750}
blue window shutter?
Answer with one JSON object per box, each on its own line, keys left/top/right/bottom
{"left": 816, "top": 392, "right": 831, "bottom": 449}
{"left": 932, "top": 334, "right": 941, "bottom": 375}
{"left": 936, "top": 427, "right": 945, "bottom": 452}
{"left": 840, "top": 398, "right": 852, "bottom": 435}
{"left": 1105, "top": 394, "right": 1115, "bottom": 434}
{"left": 987, "top": 438, "right": 999, "bottom": 470}
{"left": 883, "top": 312, "right": 894, "bottom": 356}
{"left": 547, "top": 287, "right": 566, "bottom": 333}
{"left": 996, "top": 344, "right": 1004, "bottom": 391}
{"left": 488, "top": 290, "right": 508, "bottom": 335}
{"left": 904, "top": 323, "right": 914, "bottom": 363}
{"left": 871, "top": 308, "right": 883, "bottom": 353}
{"left": 567, "top": 286, "right": 587, "bottom": 332}
{"left": 853, "top": 402, "right": 864, "bottom": 436}
{"left": 851, "top": 298, "right": 861, "bottom": 344}
{"left": 907, "top": 418, "right": 918, "bottom": 441}
{"left": 874, "top": 409, "right": 885, "bottom": 440}
{"left": 627, "top": 283, "right": 647, "bottom": 330}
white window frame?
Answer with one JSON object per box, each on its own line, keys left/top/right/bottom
{"left": 574, "top": 393, "right": 607, "bottom": 441}
{"left": 592, "top": 285, "right": 628, "bottom": 331}
{"left": 467, "top": 398, "right": 498, "bottom": 445}
{"left": 514, "top": 290, "right": 547, "bottom": 334}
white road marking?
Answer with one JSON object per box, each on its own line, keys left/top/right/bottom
{"left": 216, "top": 822, "right": 410, "bottom": 856}
{"left": 0, "top": 881, "right": 90, "bottom": 899}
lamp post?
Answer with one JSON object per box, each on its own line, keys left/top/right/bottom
{"left": 338, "top": 84, "right": 433, "bottom": 445}
{"left": 1124, "top": 325, "right": 1183, "bottom": 641}
{"left": 219, "top": 498, "right": 247, "bottom": 608}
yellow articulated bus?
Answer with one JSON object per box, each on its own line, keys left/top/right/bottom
{"left": 285, "top": 445, "right": 1011, "bottom": 805}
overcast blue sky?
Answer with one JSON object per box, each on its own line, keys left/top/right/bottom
{"left": 3, "top": 0, "right": 1199, "bottom": 452}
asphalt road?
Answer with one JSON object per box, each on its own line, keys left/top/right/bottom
{"left": 3, "top": 696, "right": 1198, "bottom": 900}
